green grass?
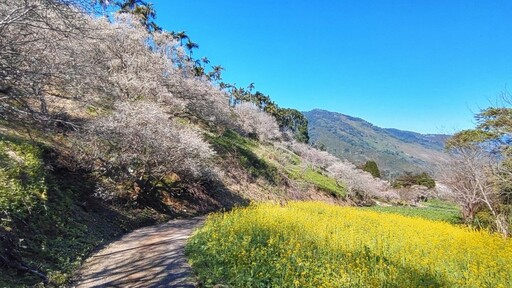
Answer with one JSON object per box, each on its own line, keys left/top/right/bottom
{"left": 0, "top": 135, "right": 47, "bottom": 219}
{"left": 365, "top": 199, "right": 462, "bottom": 224}
{"left": 210, "top": 129, "right": 258, "bottom": 150}
{"left": 207, "top": 130, "right": 347, "bottom": 198}
{"left": 206, "top": 130, "right": 283, "bottom": 185}
{"left": 251, "top": 142, "right": 347, "bottom": 198}
{"left": 287, "top": 167, "right": 347, "bottom": 198}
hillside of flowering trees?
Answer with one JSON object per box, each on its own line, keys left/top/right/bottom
{"left": 4, "top": 1, "right": 509, "bottom": 286}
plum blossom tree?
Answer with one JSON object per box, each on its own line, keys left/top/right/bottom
{"left": 73, "top": 101, "right": 216, "bottom": 196}
{"left": 443, "top": 141, "right": 510, "bottom": 236}
{"left": 233, "top": 102, "right": 281, "bottom": 141}
{"left": 0, "top": 0, "right": 98, "bottom": 127}
{"left": 284, "top": 142, "right": 394, "bottom": 203}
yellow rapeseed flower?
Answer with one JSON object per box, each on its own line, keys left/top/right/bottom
{"left": 187, "top": 201, "right": 512, "bottom": 287}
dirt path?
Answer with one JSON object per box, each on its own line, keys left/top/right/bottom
{"left": 74, "top": 217, "right": 205, "bottom": 288}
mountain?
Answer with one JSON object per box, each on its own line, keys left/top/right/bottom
{"left": 304, "top": 109, "right": 450, "bottom": 178}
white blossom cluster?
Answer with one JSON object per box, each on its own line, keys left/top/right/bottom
{"left": 74, "top": 101, "right": 216, "bottom": 182}
{"left": 0, "top": 1, "right": 283, "bottom": 189}
{"left": 233, "top": 102, "right": 281, "bottom": 141}
{"left": 284, "top": 142, "right": 397, "bottom": 202}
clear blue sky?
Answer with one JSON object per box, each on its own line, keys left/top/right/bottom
{"left": 150, "top": 0, "right": 512, "bottom": 134}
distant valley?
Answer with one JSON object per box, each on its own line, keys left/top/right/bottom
{"left": 304, "top": 109, "right": 451, "bottom": 179}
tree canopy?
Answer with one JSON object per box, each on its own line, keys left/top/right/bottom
{"left": 445, "top": 95, "right": 512, "bottom": 236}
{"left": 227, "top": 85, "right": 309, "bottom": 143}
{"left": 362, "top": 160, "right": 381, "bottom": 178}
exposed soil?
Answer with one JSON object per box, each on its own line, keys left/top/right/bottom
{"left": 74, "top": 217, "right": 205, "bottom": 288}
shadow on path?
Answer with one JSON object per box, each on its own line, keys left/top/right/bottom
{"left": 74, "top": 217, "right": 205, "bottom": 288}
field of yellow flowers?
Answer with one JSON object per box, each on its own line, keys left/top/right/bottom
{"left": 186, "top": 202, "right": 512, "bottom": 287}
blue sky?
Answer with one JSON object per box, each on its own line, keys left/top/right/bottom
{"left": 151, "top": 0, "right": 512, "bottom": 134}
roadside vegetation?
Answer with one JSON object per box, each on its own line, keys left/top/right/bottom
{"left": 0, "top": 135, "right": 171, "bottom": 286}
{"left": 187, "top": 202, "right": 512, "bottom": 288}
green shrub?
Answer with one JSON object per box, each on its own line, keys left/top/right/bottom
{"left": 393, "top": 172, "right": 435, "bottom": 189}
{"left": 362, "top": 160, "right": 381, "bottom": 178}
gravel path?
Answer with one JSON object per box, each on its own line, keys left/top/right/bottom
{"left": 74, "top": 217, "right": 205, "bottom": 288}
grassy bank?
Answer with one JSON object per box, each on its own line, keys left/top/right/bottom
{"left": 208, "top": 130, "right": 347, "bottom": 198}
{"left": 0, "top": 135, "right": 170, "bottom": 287}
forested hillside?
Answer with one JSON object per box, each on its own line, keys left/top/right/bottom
{"left": 305, "top": 109, "right": 450, "bottom": 178}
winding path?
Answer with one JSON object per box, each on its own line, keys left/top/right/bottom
{"left": 74, "top": 217, "right": 205, "bottom": 288}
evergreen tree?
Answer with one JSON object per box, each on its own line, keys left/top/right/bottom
{"left": 116, "top": 0, "right": 161, "bottom": 32}
{"left": 362, "top": 160, "right": 381, "bottom": 178}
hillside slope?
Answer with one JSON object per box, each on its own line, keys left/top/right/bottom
{"left": 304, "top": 109, "right": 450, "bottom": 178}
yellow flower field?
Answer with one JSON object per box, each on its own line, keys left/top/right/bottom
{"left": 186, "top": 202, "right": 512, "bottom": 287}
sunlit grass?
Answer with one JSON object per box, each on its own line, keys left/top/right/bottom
{"left": 0, "top": 135, "right": 47, "bottom": 219}
{"left": 207, "top": 129, "right": 347, "bottom": 197}
{"left": 287, "top": 166, "right": 347, "bottom": 197}
{"left": 187, "top": 201, "right": 512, "bottom": 287}
{"left": 366, "top": 199, "right": 462, "bottom": 224}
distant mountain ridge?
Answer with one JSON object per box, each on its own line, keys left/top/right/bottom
{"left": 304, "top": 109, "right": 450, "bottom": 178}
{"left": 382, "top": 128, "right": 448, "bottom": 150}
